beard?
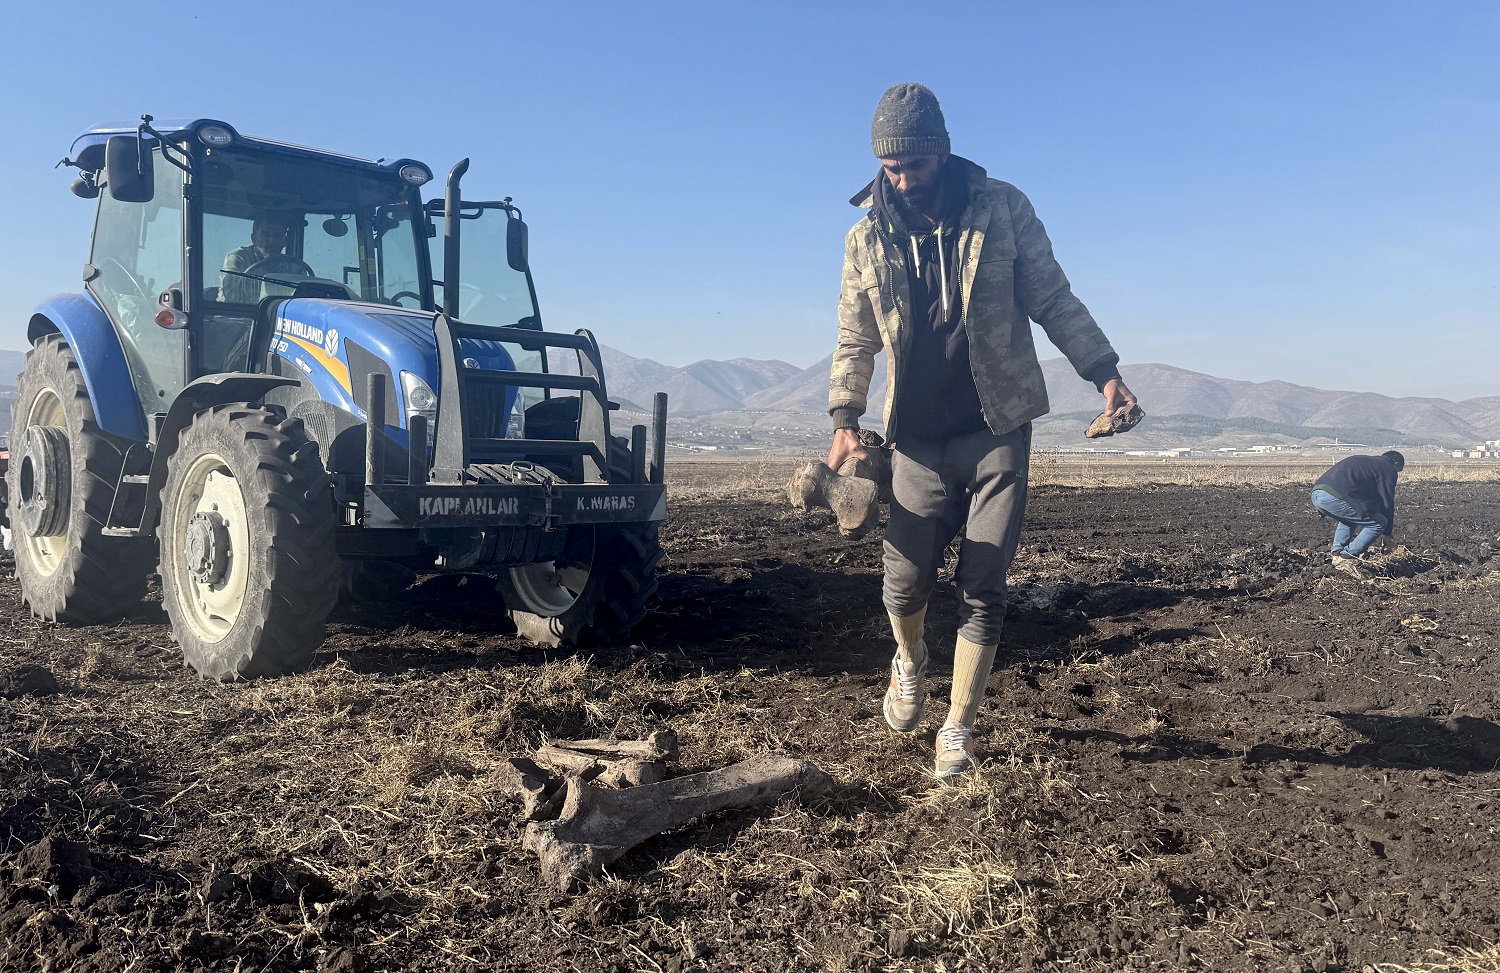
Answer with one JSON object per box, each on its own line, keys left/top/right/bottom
{"left": 895, "top": 181, "right": 938, "bottom": 213}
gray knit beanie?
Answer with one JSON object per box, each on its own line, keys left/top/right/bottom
{"left": 871, "top": 83, "right": 950, "bottom": 157}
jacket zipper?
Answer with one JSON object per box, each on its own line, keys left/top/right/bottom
{"left": 873, "top": 216, "right": 910, "bottom": 443}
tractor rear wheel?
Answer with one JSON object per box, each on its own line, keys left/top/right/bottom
{"left": 158, "top": 404, "right": 339, "bottom": 680}
{"left": 7, "top": 334, "right": 152, "bottom": 623}
{"left": 499, "top": 521, "right": 661, "bottom": 647}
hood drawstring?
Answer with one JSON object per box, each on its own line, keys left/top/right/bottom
{"left": 907, "top": 225, "right": 951, "bottom": 319}
{"left": 936, "top": 224, "right": 949, "bottom": 318}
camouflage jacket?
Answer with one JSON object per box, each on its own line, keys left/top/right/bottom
{"left": 829, "top": 157, "right": 1117, "bottom": 442}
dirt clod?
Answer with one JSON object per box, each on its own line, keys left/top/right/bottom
{"left": 319, "top": 946, "right": 364, "bottom": 973}
{"left": 1, "top": 664, "right": 60, "bottom": 698}
{"left": 16, "top": 837, "right": 92, "bottom": 894}
{"left": 888, "top": 929, "right": 916, "bottom": 957}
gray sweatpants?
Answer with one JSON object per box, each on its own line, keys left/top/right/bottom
{"left": 882, "top": 423, "right": 1031, "bottom": 646}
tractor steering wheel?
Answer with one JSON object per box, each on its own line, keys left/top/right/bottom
{"left": 98, "top": 257, "right": 153, "bottom": 302}
{"left": 390, "top": 290, "right": 422, "bottom": 308}
{"left": 244, "top": 255, "right": 315, "bottom": 280}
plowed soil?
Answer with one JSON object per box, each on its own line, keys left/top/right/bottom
{"left": 2, "top": 464, "right": 1498, "bottom": 972}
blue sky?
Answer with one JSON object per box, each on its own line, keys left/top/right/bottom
{"left": 3, "top": 1, "right": 1496, "bottom": 400}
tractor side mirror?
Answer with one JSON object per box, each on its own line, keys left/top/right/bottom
{"left": 506, "top": 217, "right": 529, "bottom": 272}
{"left": 104, "top": 135, "right": 154, "bottom": 203}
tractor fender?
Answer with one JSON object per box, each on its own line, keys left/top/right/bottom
{"left": 136, "top": 374, "right": 300, "bottom": 538}
{"left": 28, "top": 294, "right": 148, "bottom": 441}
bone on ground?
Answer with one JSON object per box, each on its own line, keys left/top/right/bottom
{"left": 523, "top": 751, "right": 834, "bottom": 891}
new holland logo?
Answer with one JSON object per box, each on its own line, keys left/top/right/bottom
{"left": 323, "top": 328, "right": 340, "bottom": 358}
{"left": 276, "top": 319, "right": 325, "bottom": 344}
{"left": 418, "top": 496, "right": 520, "bottom": 517}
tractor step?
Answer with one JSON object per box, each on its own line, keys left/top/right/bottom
{"left": 103, "top": 443, "right": 154, "bottom": 537}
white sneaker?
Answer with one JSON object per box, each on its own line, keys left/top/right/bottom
{"left": 882, "top": 652, "right": 927, "bottom": 732}
{"left": 935, "top": 722, "right": 977, "bottom": 780}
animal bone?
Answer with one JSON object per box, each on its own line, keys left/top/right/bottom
{"left": 1084, "top": 403, "right": 1145, "bottom": 439}
{"left": 494, "top": 757, "right": 567, "bottom": 821}
{"left": 523, "top": 751, "right": 834, "bottom": 890}
{"left": 550, "top": 730, "right": 679, "bottom": 763}
{"left": 533, "top": 746, "right": 666, "bottom": 788}
{"left": 533, "top": 730, "right": 679, "bottom": 787}
{"left": 787, "top": 462, "right": 880, "bottom": 538}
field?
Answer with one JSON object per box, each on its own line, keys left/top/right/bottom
{"left": 2, "top": 459, "right": 1499, "bottom": 972}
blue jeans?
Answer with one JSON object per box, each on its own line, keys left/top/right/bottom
{"left": 1310, "top": 489, "right": 1387, "bottom": 557}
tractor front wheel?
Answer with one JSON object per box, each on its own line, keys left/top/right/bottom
{"left": 159, "top": 404, "right": 339, "bottom": 679}
{"left": 500, "top": 522, "right": 661, "bottom": 647}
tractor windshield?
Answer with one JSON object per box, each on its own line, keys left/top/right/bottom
{"left": 197, "top": 147, "right": 424, "bottom": 307}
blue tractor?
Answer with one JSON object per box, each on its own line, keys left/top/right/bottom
{"left": 8, "top": 116, "right": 668, "bottom": 679}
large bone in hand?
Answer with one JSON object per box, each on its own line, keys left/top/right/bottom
{"left": 523, "top": 751, "right": 834, "bottom": 890}
{"left": 786, "top": 462, "right": 880, "bottom": 538}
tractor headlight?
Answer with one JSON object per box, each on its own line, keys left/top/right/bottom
{"left": 398, "top": 164, "right": 432, "bottom": 187}
{"left": 400, "top": 371, "right": 437, "bottom": 426}
{"left": 197, "top": 125, "right": 235, "bottom": 148}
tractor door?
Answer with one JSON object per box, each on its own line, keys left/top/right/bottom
{"left": 87, "top": 147, "right": 189, "bottom": 427}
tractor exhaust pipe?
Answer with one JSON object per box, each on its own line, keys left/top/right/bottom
{"left": 443, "top": 158, "right": 470, "bottom": 318}
{"left": 649, "top": 392, "right": 667, "bottom": 485}
{"left": 366, "top": 373, "right": 387, "bottom": 488}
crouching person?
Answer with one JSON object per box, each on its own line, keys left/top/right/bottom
{"left": 826, "top": 84, "right": 1138, "bottom": 780}
{"left": 1311, "top": 451, "right": 1404, "bottom": 576}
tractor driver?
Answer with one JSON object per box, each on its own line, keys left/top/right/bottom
{"left": 219, "top": 214, "right": 315, "bottom": 304}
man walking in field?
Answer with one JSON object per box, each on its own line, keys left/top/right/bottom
{"left": 1311, "top": 451, "right": 1404, "bottom": 578}
{"left": 827, "top": 83, "right": 1139, "bottom": 779}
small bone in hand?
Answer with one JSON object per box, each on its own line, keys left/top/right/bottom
{"left": 1084, "top": 403, "right": 1145, "bottom": 439}
{"left": 523, "top": 751, "right": 834, "bottom": 891}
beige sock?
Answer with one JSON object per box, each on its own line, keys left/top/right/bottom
{"left": 888, "top": 607, "right": 927, "bottom": 669}
{"left": 947, "top": 634, "right": 998, "bottom": 728}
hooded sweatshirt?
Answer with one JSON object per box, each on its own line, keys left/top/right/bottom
{"left": 871, "top": 159, "right": 987, "bottom": 439}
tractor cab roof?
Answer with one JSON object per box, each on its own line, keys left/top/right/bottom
{"left": 70, "top": 118, "right": 431, "bottom": 186}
